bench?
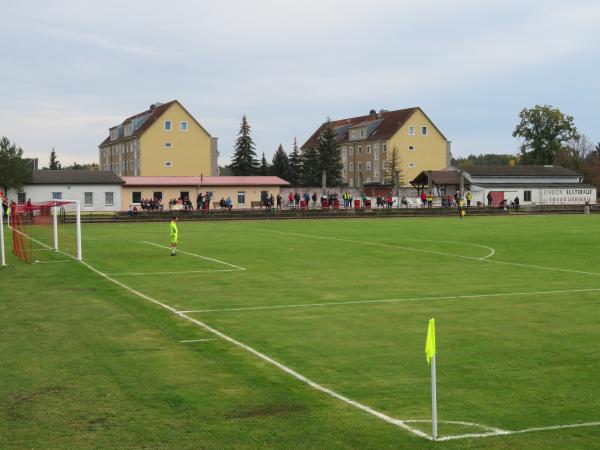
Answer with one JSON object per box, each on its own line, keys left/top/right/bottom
{"left": 250, "top": 201, "right": 263, "bottom": 209}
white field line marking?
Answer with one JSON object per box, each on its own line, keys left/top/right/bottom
{"left": 141, "top": 241, "right": 247, "bottom": 271}
{"left": 74, "top": 257, "right": 432, "bottom": 441}
{"left": 405, "top": 419, "right": 504, "bottom": 433}
{"left": 261, "top": 229, "right": 600, "bottom": 276}
{"left": 106, "top": 269, "right": 240, "bottom": 276}
{"left": 392, "top": 237, "right": 495, "bottom": 261}
{"left": 435, "top": 421, "right": 600, "bottom": 441}
{"left": 179, "top": 338, "right": 216, "bottom": 343}
{"left": 33, "top": 259, "right": 75, "bottom": 264}
{"left": 180, "top": 287, "right": 600, "bottom": 314}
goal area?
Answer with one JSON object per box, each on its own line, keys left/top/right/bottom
{"left": 8, "top": 200, "right": 81, "bottom": 264}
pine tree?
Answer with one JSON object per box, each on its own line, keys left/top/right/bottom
{"left": 271, "top": 144, "right": 290, "bottom": 181}
{"left": 288, "top": 137, "right": 303, "bottom": 186}
{"left": 302, "top": 146, "right": 321, "bottom": 187}
{"left": 259, "top": 152, "right": 270, "bottom": 175}
{"left": 230, "top": 115, "right": 259, "bottom": 175}
{"left": 49, "top": 148, "right": 61, "bottom": 170}
{"left": 317, "top": 121, "right": 343, "bottom": 187}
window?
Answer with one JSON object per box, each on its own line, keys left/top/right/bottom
{"left": 382, "top": 161, "right": 387, "bottom": 171}
{"left": 164, "top": 142, "right": 172, "bottom": 149}
{"left": 52, "top": 192, "right": 62, "bottom": 200}
{"left": 153, "top": 191, "right": 163, "bottom": 201}
{"left": 164, "top": 120, "right": 172, "bottom": 131}
{"left": 358, "top": 146, "right": 362, "bottom": 154}
{"left": 408, "top": 126, "right": 415, "bottom": 136}
{"left": 382, "top": 143, "right": 387, "bottom": 152}
{"left": 374, "top": 149, "right": 379, "bottom": 161}
{"left": 84, "top": 192, "right": 93, "bottom": 206}
{"left": 408, "top": 162, "right": 416, "bottom": 169}
{"left": 367, "top": 145, "right": 371, "bottom": 154}
{"left": 349, "top": 162, "right": 353, "bottom": 171}
{"left": 349, "top": 179, "right": 354, "bottom": 187}
{"left": 18, "top": 192, "right": 26, "bottom": 204}
{"left": 360, "top": 130, "right": 364, "bottom": 137}
{"left": 164, "top": 161, "right": 172, "bottom": 168}
{"left": 366, "top": 161, "right": 372, "bottom": 171}
{"left": 409, "top": 145, "right": 415, "bottom": 151}
{"left": 180, "top": 121, "right": 188, "bottom": 131}
{"left": 132, "top": 192, "right": 141, "bottom": 203}
{"left": 358, "top": 162, "right": 363, "bottom": 171}
{"left": 374, "top": 143, "right": 379, "bottom": 150}
{"left": 349, "top": 147, "right": 354, "bottom": 155}
{"left": 421, "top": 126, "right": 428, "bottom": 136}
{"left": 237, "top": 191, "right": 246, "bottom": 205}
{"left": 374, "top": 170, "right": 379, "bottom": 179}
{"left": 351, "top": 131, "right": 356, "bottom": 138}
{"left": 524, "top": 190, "right": 532, "bottom": 202}
{"left": 105, "top": 192, "right": 114, "bottom": 206}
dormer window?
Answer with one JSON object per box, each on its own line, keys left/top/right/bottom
{"left": 351, "top": 130, "right": 356, "bottom": 138}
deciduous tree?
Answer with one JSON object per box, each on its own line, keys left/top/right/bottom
{"left": 513, "top": 105, "right": 579, "bottom": 165}
{"left": 0, "top": 137, "right": 33, "bottom": 195}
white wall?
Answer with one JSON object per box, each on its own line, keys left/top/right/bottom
{"left": 470, "top": 186, "right": 596, "bottom": 206}
{"left": 8, "top": 184, "right": 122, "bottom": 211}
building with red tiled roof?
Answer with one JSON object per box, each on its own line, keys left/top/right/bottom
{"left": 99, "top": 100, "right": 218, "bottom": 177}
{"left": 120, "top": 176, "right": 289, "bottom": 210}
{"left": 302, "top": 107, "right": 451, "bottom": 188}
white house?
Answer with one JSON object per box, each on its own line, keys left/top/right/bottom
{"left": 9, "top": 170, "right": 123, "bottom": 211}
{"left": 464, "top": 166, "right": 596, "bottom": 206}
{"left": 411, "top": 165, "right": 596, "bottom": 206}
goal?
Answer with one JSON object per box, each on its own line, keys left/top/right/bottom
{"left": 8, "top": 200, "right": 81, "bottom": 264}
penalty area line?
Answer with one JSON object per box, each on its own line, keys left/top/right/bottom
{"left": 179, "top": 287, "right": 600, "bottom": 314}
{"left": 141, "top": 241, "right": 247, "bottom": 271}
{"left": 105, "top": 269, "right": 241, "bottom": 276}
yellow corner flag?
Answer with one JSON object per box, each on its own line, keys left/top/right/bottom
{"left": 425, "top": 318, "right": 436, "bottom": 365}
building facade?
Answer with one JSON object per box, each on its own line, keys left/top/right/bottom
{"left": 120, "top": 176, "right": 290, "bottom": 210}
{"left": 8, "top": 170, "right": 123, "bottom": 212}
{"left": 302, "top": 108, "right": 450, "bottom": 188}
{"left": 99, "top": 100, "right": 218, "bottom": 177}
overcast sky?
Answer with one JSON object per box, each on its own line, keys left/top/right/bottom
{"left": 1, "top": 0, "right": 599, "bottom": 167}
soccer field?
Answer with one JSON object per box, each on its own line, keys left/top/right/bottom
{"left": 2, "top": 215, "right": 600, "bottom": 448}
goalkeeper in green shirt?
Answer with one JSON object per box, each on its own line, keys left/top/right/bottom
{"left": 170, "top": 216, "right": 178, "bottom": 256}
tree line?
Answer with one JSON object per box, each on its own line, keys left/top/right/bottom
{"left": 228, "top": 115, "right": 344, "bottom": 187}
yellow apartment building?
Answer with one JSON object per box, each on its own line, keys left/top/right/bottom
{"left": 302, "top": 108, "right": 450, "bottom": 187}
{"left": 99, "top": 100, "right": 218, "bottom": 177}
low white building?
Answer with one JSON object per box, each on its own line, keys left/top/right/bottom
{"left": 464, "top": 166, "right": 596, "bottom": 206}
{"left": 411, "top": 166, "right": 596, "bottom": 207}
{"left": 9, "top": 170, "right": 123, "bottom": 211}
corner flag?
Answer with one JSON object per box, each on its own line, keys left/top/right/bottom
{"left": 425, "top": 318, "right": 436, "bottom": 365}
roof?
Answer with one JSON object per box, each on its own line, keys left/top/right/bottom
{"left": 99, "top": 100, "right": 211, "bottom": 147}
{"left": 121, "top": 176, "right": 290, "bottom": 187}
{"left": 464, "top": 165, "right": 581, "bottom": 177}
{"left": 301, "top": 107, "right": 447, "bottom": 149}
{"left": 31, "top": 170, "right": 124, "bottom": 185}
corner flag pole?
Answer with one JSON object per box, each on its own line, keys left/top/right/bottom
{"left": 425, "top": 318, "right": 437, "bottom": 440}
{"left": 0, "top": 203, "right": 5, "bottom": 266}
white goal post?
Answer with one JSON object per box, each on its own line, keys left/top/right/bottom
{"left": 8, "top": 199, "right": 82, "bottom": 264}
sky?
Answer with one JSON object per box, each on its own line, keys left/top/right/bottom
{"left": 1, "top": 0, "right": 599, "bottom": 167}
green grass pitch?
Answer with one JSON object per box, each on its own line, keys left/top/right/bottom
{"left": 2, "top": 215, "right": 600, "bottom": 448}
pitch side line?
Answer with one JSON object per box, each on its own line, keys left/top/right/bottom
{"left": 141, "top": 241, "right": 247, "bottom": 271}
{"left": 179, "top": 287, "right": 600, "bottom": 314}
{"left": 75, "top": 258, "right": 432, "bottom": 441}
{"left": 179, "top": 339, "right": 216, "bottom": 343}
{"left": 260, "top": 229, "right": 600, "bottom": 276}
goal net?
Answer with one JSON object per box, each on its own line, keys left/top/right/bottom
{"left": 10, "top": 200, "right": 81, "bottom": 264}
